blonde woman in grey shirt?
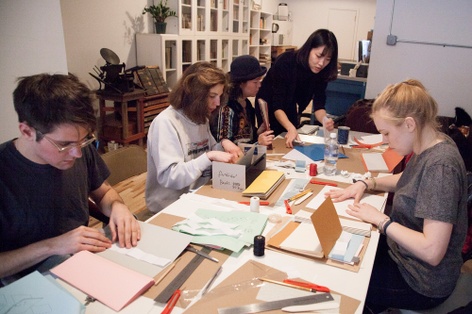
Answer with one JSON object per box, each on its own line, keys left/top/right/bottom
{"left": 327, "top": 79, "right": 467, "bottom": 313}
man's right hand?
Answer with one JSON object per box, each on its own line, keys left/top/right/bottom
{"left": 52, "top": 226, "right": 112, "bottom": 255}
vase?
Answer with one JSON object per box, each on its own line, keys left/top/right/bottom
{"left": 154, "top": 22, "right": 167, "bottom": 34}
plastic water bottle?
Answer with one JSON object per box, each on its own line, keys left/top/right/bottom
{"left": 322, "top": 116, "right": 331, "bottom": 143}
{"left": 324, "top": 132, "right": 338, "bottom": 176}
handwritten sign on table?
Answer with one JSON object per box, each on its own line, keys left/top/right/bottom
{"left": 212, "top": 162, "right": 246, "bottom": 192}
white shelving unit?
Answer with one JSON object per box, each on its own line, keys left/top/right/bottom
{"left": 249, "top": 10, "right": 273, "bottom": 68}
{"left": 137, "top": 0, "right": 251, "bottom": 89}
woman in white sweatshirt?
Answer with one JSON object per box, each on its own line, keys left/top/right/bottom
{"left": 146, "top": 62, "right": 241, "bottom": 213}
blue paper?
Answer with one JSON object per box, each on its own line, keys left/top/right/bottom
{"left": 0, "top": 271, "right": 84, "bottom": 314}
{"left": 329, "top": 234, "right": 365, "bottom": 263}
{"left": 294, "top": 144, "right": 347, "bottom": 161}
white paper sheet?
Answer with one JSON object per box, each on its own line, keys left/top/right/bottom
{"left": 306, "top": 186, "right": 387, "bottom": 220}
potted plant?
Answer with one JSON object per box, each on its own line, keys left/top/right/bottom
{"left": 142, "top": 0, "right": 177, "bottom": 34}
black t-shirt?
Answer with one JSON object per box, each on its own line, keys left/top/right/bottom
{"left": 0, "top": 140, "right": 110, "bottom": 253}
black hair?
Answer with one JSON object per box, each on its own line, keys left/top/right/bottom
{"left": 295, "top": 29, "right": 339, "bottom": 81}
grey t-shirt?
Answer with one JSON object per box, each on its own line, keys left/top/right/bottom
{"left": 388, "top": 137, "right": 467, "bottom": 298}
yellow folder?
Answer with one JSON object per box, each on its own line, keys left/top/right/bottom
{"left": 242, "top": 170, "right": 285, "bottom": 199}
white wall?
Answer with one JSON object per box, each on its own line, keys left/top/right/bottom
{"left": 0, "top": 0, "right": 68, "bottom": 143}
{"left": 367, "top": 0, "right": 472, "bottom": 117}
{"left": 282, "top": 0, "right": 376, "bottom": 58}
{"left": 2, "top": 0, "right": 470, "bottom": 143}
{"left": 59, "top": 0, "right": 375, "bottom": 90}
{"left": 60, "top": 0, "right": 148, "bottom": 90}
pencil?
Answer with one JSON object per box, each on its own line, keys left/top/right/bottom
{"left": 258, "top": 277, "right": 316, "bottom": 293}
{"left": 154, "top": 257, "right": 180, "bottom": 286}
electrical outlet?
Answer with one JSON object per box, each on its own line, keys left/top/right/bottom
{"left": 387, "top": 35, "right": 397, "bottom": 46}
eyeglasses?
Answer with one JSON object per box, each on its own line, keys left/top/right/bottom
{"left": 36, "top": 130, "right": 96, "bottom": 152}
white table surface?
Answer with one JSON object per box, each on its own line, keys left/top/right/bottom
{"left": 65, "top": 131, "right": 387, "bottom": 313}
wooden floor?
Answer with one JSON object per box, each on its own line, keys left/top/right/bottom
{"left": 89, "top": 172, "right": 154, "bottom": 228}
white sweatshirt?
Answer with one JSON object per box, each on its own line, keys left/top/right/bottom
{"left": 145, "top": 105, "right": 222, "bottom": 213}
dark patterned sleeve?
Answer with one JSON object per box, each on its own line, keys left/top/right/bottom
{"left": 217, "top": 105, "right": 236, "bottom": 142}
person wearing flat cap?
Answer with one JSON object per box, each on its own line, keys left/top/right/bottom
{"left": 210, "top": 55, "right": 274, "bottom": 146}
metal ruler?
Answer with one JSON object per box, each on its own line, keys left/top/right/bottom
{"left": 154, "top": 247, "right": 211, "bottom": 303}
{"left": 217, "top": 293, "right": 334, "bottom": 314}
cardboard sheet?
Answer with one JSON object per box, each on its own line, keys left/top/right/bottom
{"left": 143, "top": 213, "right": 232, "bottom": 309}
{"left": 266, "top": 198, "right": 369, "bottom": 272}
{"left": 185, "top": 260, "right": 361, "bottom": 313}
{"left": 98, "top": 221, "right": 191, "bottom": 277}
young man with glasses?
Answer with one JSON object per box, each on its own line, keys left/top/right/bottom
{"left": 0, "top": 73, "right": 141, "bottom": 285}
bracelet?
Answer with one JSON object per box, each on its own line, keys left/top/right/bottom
{"left": 377, "top": 217, "right": 390, "bottom": 234}
{"left": 357, "top": 179, "right": 369, "bottom": 190}
{"left": 383, "top": 219, "right": 393, "bottom": 235}
{"left": 371, "top": 177, "right": 377, "bottom": 190}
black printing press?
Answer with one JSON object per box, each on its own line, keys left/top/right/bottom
{"left": 89, "top": 48, "right": 141, "bottom": 93}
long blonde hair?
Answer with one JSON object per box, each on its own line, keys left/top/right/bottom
{"left": 372, "top": 79, "right": 440, "bottom": 142}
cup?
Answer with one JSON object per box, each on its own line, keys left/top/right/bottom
{"left": 337, "top": 126, "right": 350, "bottom": 145}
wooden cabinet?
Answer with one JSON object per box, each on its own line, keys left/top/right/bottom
{"left": 97, "top": 90, "right": 169, "bottom": 147}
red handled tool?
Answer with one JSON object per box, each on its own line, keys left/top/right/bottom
{"left": 310, "top": 179, "right": 338, "bottom": 187}
{"left": 161, "top": 289, "right": 181, "bottom": 314}
{"left": 283, "top": 279, "right": 330, "bottom": 293}
{"left": 284, "top": 199, "right": 292, "bottom": 214}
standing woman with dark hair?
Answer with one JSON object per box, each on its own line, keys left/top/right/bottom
{"left": 256, "top": 29, "right": 338, "bottom": 147}
{"left": 146, "top": 62, "right": 241, "bottom": 213}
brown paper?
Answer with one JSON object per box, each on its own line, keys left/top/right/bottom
{"left": 265, "top": 198, "right": 369, "bottom": 272}
{"left": 185, "top": 260, "right": 361, "bottom": 313}
{"left": 144, "top": 213, "right": 231, "bottom": 308}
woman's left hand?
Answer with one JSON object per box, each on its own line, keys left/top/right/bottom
{"left": 346, "top": 202, "right": 385, "bottom": 225}
{"left": 258, "top": 130, "right": 274, "bottom": 146}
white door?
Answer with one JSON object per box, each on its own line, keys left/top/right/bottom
{"left": 328, "top": 8, "right": 358, "bottom": 60}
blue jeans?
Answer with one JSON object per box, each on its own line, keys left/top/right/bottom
{"left": 364, "top": 236, "right": 449, "bottom": 314}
